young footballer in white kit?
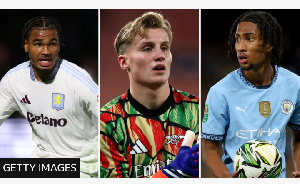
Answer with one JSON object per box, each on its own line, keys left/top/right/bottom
{"left": 0, "top": 17, "right": 98, "bottom": 178}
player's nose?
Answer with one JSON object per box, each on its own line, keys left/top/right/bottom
{"left": 236, "top": 40, "right": 247, "bottom": 52}
{"left": 41, "top": 45, "right": 51, "bottom": 54}
{"left": 154, "top": 47, "right": 166, "bottom": 62}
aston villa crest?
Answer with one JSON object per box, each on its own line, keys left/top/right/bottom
{"left": 52, "top": 93, "right": 65, "bottom": 111}
{"left": 259, "top": 101, "right": 271, "bottom": 118}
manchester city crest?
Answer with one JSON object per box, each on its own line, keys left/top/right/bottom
{"left": 52, "top": 93, "right": 65, "bottom": 111}
{"left": 281, "top": 99, "right": 294, "bottom": 115}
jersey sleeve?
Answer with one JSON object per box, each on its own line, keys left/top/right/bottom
{"left": 100, "top": 109, "right": 129, "bottom": 178}
{"left": 201, "top": 86, "right": 229, "bottom": 141}
{"left": 72, "top": 70, "right": 98, "bottom": 126}
{"left": 288, "top": 87, "right": 300, "bottom": 130}
{"left": 79, "top": 86, "right": 98, "bottom": 125}
{"left": 0, "top": 76, "right": 19, "bottom": 125}
{"left": 190, "top": 101, "right": 199, "bottom": 143}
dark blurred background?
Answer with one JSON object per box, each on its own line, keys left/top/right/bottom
{"left": 0, "top": 9, "right": 98, "bottom": 157}
{"left": 201, "top": 9, "right": 299, "bottom": 178}
{"left": 100, "top": 9, "right": 199, "bottom": 107}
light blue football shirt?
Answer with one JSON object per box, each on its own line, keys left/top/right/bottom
{"left": 202, "top": 66, "right": 300, "bottom": 178}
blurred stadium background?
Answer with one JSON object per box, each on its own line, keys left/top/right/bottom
{"left": 0, "top": 9, "right": 98, "bottom": 158}
{"left": 201, "top": 9, "right": 300, "bottom": 178}
{"left": 100, "top": 9, "right": 199, "bottom": 107}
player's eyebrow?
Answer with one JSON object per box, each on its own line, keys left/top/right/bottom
{"left": 32, "top": 38, "right": 58, "bottom": 43}
{"left": 161, "top": 41, "right": 170, "bottom": 45}
{"left": 235, "top": 33, "right": 257, "bottom": 37}
{"left": 139, "top": 41, "right": 170, "bottom": 47}
{"left": 32, "top": 39, "right": 43, "bottom": 43}
{"left": 139, "top": 41, "right": 154, "bottom": 47}
{"left": 49, "top": 38, "right": 58, "bottom": 42}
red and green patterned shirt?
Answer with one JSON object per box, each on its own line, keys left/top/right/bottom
{"left": 100, "top": 86, "right": 199, "bottom": 178}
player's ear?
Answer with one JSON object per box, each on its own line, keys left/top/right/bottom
{"left": 118, "top": 54, "right": 129, "bottom": 71}
{"left": 24, "top": 40, "right": 28, "bottom": 53}
{"left": 266, "top": 43, "right": 273, "bottom": 52}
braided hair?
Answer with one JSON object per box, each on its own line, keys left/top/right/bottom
{"left": 228, "top": 11, "right": 282, "bottom": 66}
{"left": 21, "top": 16, "right": 65, "bottom": 48}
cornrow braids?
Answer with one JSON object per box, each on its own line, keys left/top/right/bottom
{"left": 21, "top": 16, "right": 65, "bottom": 48}
{"left": 228, "top": 11, "right": 283, "bottom": 66}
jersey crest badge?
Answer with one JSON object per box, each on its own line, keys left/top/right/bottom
{"left": 52, "top": 93, "right": 65, "bottom": 111}
{"left": 259, "top": 101, "right": 271, "bottom": 118}
{"left": 203, "top": 104, "right": 209, "bottom": 123}
{"left": 281, "top": 99, "right": 294, "bottom": 115}
{"left": 165, "top": 134, "right": 185, "bottom": 145}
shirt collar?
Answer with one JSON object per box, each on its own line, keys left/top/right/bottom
{"left": 237, "top": 65, "right": 278, "bottom": 89}
{"left": 127, "top": 85, "right": 174, "bottom": 116}
{"left": 30, "top": 58, "right": 63, "bottom": 81}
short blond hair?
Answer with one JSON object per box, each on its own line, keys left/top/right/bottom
{"left": 114, "top": 12, "right": 172, "bottom": 56}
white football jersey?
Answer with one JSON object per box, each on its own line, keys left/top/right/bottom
{"left": 0, "top": 59, "right": 98, "bottom": 177}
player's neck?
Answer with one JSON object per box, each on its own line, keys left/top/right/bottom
{"left": 130, "top": 82, "right": 170, "bottom": 110}
{"left": 32, "top": 65, "right": 56, "bottom": 82}
{"left": 243, "top": 64, "right": 274, "bottom": 86}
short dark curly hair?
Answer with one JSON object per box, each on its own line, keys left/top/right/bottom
{"left": 228, "top": 11, "right": 282, "bottom": 66}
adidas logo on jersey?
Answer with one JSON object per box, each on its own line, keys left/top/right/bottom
{"left": 130, "top": 139, "right": 149, "bottom": 155}
{"left": 20, "top": 95, "right": 31, "bottom": 104}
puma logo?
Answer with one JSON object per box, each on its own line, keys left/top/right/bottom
{"left": 236, "top": 106, "right": 247, "bottom": 116}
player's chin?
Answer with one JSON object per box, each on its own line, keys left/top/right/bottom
{"left": 146, "top": 79, "right": 169, "bottom": 88}
{"left": 240, "top": 64, "right": 253, "bottom": 71}
{"left": 154, "top": 77, "right": 169, "bottom": 84}
{"left": 36, "top": 66, "right": 55, "bottom": 71}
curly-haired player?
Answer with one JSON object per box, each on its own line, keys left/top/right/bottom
{"left": 202, "top": 10, "right": 300, "bottom": 178}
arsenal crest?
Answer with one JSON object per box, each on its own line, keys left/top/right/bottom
{"left": 259, "top": 101, "right": 271, "bottom": 118}
{"left": 52, "top": 93, "right": 65, "bottom": 111}
{"left": 165, "top": 135, "right": 185, "bottom": 145}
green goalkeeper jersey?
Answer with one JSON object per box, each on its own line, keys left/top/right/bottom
{"left": 100, "top": 86, "right": 199, "bottom": 178}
